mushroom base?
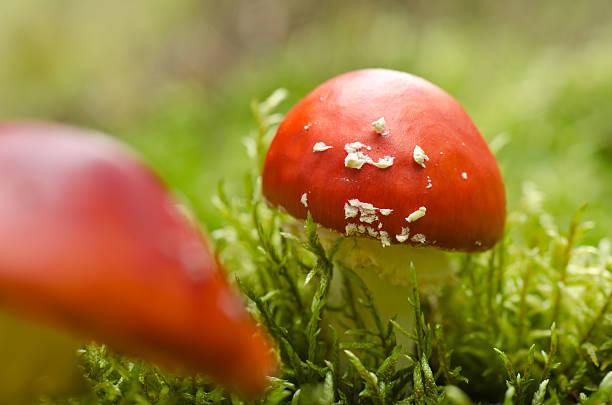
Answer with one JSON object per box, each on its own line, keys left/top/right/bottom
{"left": 316, "top": 227, "right": 457, "bottom": 358}
{"left": 281, "top": 219, "right": 456, "bottom": 355}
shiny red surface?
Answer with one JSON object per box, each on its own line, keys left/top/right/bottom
{"left": 0, "top": 122, "right": 275, "bottom": 396}
{"left": 263, "top": 69, "right": 505, "bottom": 251}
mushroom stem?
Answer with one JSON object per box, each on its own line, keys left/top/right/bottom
{"left": 317, "top": 228, "right": 456, "bottom": 356}
{"left": 333, "top": 236, "right": 456, "bottom": 290}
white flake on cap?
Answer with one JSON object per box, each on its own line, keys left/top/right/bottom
{"left": 475, "top": 240, "right": 482, "bottom": 247}
{"left": 396, "top": 227, "right": 410, "bottom": 243}
{"left": 379, "top": 231, "right": 391, "bottom": 247}
{"left": 352, "top": 200, "right": 378, "bottom": 224}
{"left": 344, "top": 203, "right": 359, "bottom": 219}
{"left": 413, "top": 145, "right": 429, "bottom": 168}
{"left": 462, "top": 172, "right": 468, "bottom": 180}
{"left": 371, "top": 117, "right": 387, "bottom": 135}
{"left": 345, "top": 223, "right": 358, "bottom": 236}
{"left": 406, "top": 206, "right": 427, "bottom": 223}
{"left": 372, "top": 156, "right": 395, "bottom": 168}
{"left": 300, "top": 193, "right": 308, "bottom": 207}
{"left": 345, "top": 154, "right": 367, "bottom": 169}
{"left": 411, "top": 233, "right": 426, "bottom": 244}
{"left": 343, "top": 199, "right": 395, "bottom": 247}
{"left": 344, "top": 142, "right": 394, "bottom": 169}
{"left": 345, "top": 142, "right": 371, "bottom": 153}
{"left": 345, "top": 223, "right": 389, "bottom": 247}
{"left": 313, "top": 142, "right": 333, "bottom": 152}
{"left": 426, "top": 176, "right": 432, "bottom": 189}
{"left": 345, "top": 199, "right": 393, "bottom": 224}
{"left": 343, "top": 142, "right": 371, "bottom": 169}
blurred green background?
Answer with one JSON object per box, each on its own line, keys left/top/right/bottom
{"left": 1, "top": 0, "right": 611, "bottom": 241}
{"left": 0, "top": 0, "right": 611, "bottom": 401}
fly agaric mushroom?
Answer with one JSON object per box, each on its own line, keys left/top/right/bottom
{"left": 262, "top": 69, "right": 505, "bottom": 335}
{"left": 0, "top": 122, "right": 276, "bottom": 396}
{"left": 263, "top": 68, "right": 505, "bottom": 253}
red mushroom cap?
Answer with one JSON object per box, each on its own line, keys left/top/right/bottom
{"left": 0, "top": 122, "right": 275, "bottom": 396}
{"left": 262, "top": 69, "right": 505, "bottom": 251}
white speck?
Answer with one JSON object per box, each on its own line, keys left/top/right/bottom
{"left": 344, "top": 142, "right": 394, "bottom": 169}
{"left": 440, "top": 151, "right": 444, "bottom": 155}
{"left": 396, "top": 227, "right": 410, "bottom": 243}
{"left": 475, "top": 240, "right": 482, "bottom": 247}
{"left": 372, "top": 156, "right": 394, "bottom": 168}
{"left": 344, "top": 204, "right": 359, "bottom": 218}
{"left": 462, "top": 172, "right": 468, "bottom": 180}
{"left": 345, "top": 151, "right": 371, "bottom": 169}
{"left": 413, "top": 145, "right": 430, "bottom": 168}
{"left": 345, "top": 223, "right": 358, "bottom": 236}
{"left": 366, "top": 226, "right": 379, "bottom": 237}
{"left": 378, "top": 222, "right": 383, "bottom": 229}
{"left": 344, "top": 142, "right": 371, "bottom": 169}
{"left": 358, "top": 207, "right": 379, "bottom": 224}
{"left": 379, "top": 231, "right": 391, "bottom": 247}
{"left": 371, "top": 117, "right": 386, "bottom": 134}
{"left": 344, "top": 203, "right": 359, "bottom": 218}
{"left": 380, "top": 208, "right": 393, "bottom": 216}
{"left": 345, "top": 199, "right": 393, "bottom": 224}
{"left": 358, "top": 224, "right": 366, "bottom": 234}
{"left": 300, "top": 193, "right": 308, "bottom": 207}
{"left": 304, "top": 123, "right": 312, "bottom": 131}
{"left": 345, "top": 142, "right": 371, "bottom": 153}
{"left": 426, "top": 176, "right": 432, "bottom": 189}
{"left": 406, "top": 206, "right": 427, "bottom": 223}
{"left": 461, "top": 142, "right": 466, "bottom": 147}
{"left": 349, "top": 199, "right": 375, "bottom": 211}
{"left": 411, "top": 233, "right": 426, "bottom": 244}
{"left": 313, "top": 142, "right": 332, "bottom": 152}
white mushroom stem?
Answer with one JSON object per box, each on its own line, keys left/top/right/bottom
{"left": 327, "top": 235, "right": 455, "bottom": 362}
{"left": 280, "top": 219, "right": 456, "bottom": 363}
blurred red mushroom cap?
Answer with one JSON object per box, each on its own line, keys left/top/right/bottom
{"left": 263, "top": 69, "right": 505, "bottom": 251}
{"left": 0, "top": 122, "right": 276, "bottom": 396}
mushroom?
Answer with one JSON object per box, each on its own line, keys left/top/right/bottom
{"left": 262, "top": 69, "right": 505, "bottom": 336}
{"left": 0, "top": 122, "right": 276, "bottom": 396}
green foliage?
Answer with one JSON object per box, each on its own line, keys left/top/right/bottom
{"left": 439, "top": 183, "right": 612, "bottom": 404}
{"left": 53, "top": 92, "right": 611, "bottom": 404}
